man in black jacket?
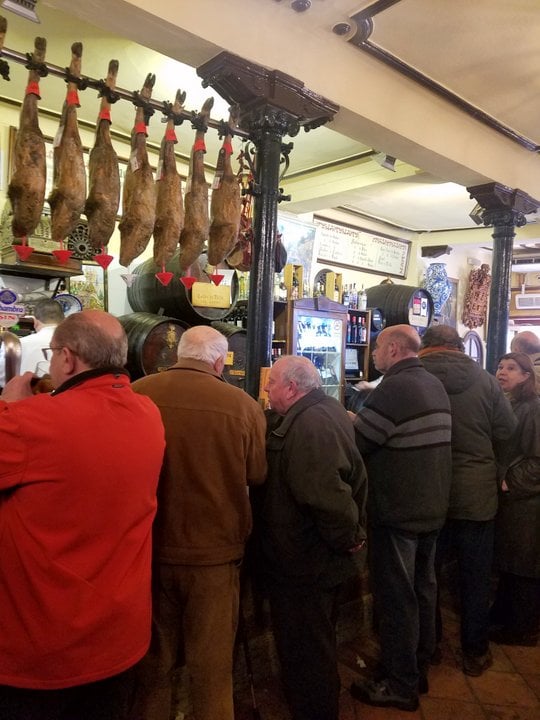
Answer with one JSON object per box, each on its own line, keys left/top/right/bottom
{"left": 350, "top": 324, "right": 452, "bottom": 712}
{"left": 419, "top": 324, "right": 516, "bottom": 676}
{"left": 257, "top": 355, "right": 367, "bottom": 720}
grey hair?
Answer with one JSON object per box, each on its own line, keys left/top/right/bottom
{"left": 511, "top": 332, "right": 540, "bottom": 355}
{"left": 177, "top": 326, "right": 228, "bottom": 365}
{"left": 34, "top": 298, "right": 64, "bottom": 324}
{"left": 275, "top": 355, "right": 322, "bottom": 392}
{"left": 421, "top": 324, "right": 464, "bottom": 352}
{"left": 52, "top": 313, "right": 128, "bottom": 368}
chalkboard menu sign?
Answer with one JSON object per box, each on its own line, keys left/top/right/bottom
{"left": 314, "top": 217, "right": 411, "bottom": 278}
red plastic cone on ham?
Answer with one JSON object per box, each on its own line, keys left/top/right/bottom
{"left": 93, "top": 252, "right": 114, "bottom": 270}
{"left": 12, "top": 243, "right": 34, "bottom": 261}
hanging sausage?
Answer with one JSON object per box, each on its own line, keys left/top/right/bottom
{"left": 7, "top": 35, "right": 47, "bottom": 242}
{"left": 48, "top": 42, "right": 87, "bottom": 246}
{"left": 85, "top": 59, "right": 120, "bottom": 252}
{"left": 119, "top": 72, "right": 156, "bottom": 268}
{"left": 153, "top": 89, "right": 185, "bottom": 270}
{"left": 179, "top": 97, "right": 213, "bottom": 273}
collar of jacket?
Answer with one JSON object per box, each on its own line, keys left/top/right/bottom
{"left": 52, "top": 367, "right": 130, "bottom": 396}
{"left": 383, "top": 356, "right": 423, "bottom": 379}
{"left": 418, "top": 346, "right": 461, "bottom": 358}
{"left": 270, "top": 387, "right": 326, "bottom": 438}
{"left": 167, "top": 357, "right": 225, "bottom": 382}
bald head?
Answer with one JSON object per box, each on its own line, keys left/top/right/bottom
{"left": 372, "top": 324, "right": 420, "bottom": 373}
{"left": 510, "top": 331, "right": 540, "bottom": 355}
{"left": 53, "top": 310, "right": 128, "bottom": 369}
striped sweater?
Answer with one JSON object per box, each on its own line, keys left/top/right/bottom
{"left": 353, "top": 357, "right": 452, "bottom": 533}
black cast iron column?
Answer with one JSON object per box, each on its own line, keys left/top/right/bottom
{"left": 241, "top": 110, "right": 297, "bottom": 397}
{"left": 198, "top": 52, "right": 339, "bottom": 397}
{"left": 467, "top": 183, "right": 539, "bottom": 374}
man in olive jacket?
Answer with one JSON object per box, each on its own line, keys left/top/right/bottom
{"left": 132, "top": 326, "right": 267, "bottom": 720}
{"left": 419, "top": 324, "right": 516, "bottom": 676}
{"left": 257, "top": 355, "right": 367, "bottom": 720}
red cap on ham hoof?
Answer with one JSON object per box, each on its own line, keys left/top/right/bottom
{"left": 210, "top": 273, "right": 224, "bottom": 286}
{"left": 155, "top": 271, "right": 174, "bottom": 287}
{"left": 52, "top": 249, "right": 73, "bottom": 265}
{"left": 12, "top": 244, "right": 34, "bottom": 261}
{"left": 94, "top": 253, "right": 114, "bottom": 270}
{"left": 180, "top": 276, "right": 196, "bottom": 290}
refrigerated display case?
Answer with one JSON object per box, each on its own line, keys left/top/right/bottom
{"left": 289, "top": 297, "right": 347, "bottom": 401}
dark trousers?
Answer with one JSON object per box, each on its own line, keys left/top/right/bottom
{"left": 0, "top": 667, "right": 136, "bottom": 720}
{"left": 370, "top": 525, "right": 439, "bottom": 698}
{"left": 491, "top": 571, "right": 540, "bottom": 637}
{"left": 268, "top": 582, "right": 341, "bottom": 720}
{"left": 435, "top": 519, "right": 494, "bottom": 656}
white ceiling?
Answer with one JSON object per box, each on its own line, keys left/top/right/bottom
{"left": 0, "top": 0, "right": 539, "bottom": 243}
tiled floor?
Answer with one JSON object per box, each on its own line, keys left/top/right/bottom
{"left": 231, "top": 598, "right": 540, "bottom": 720}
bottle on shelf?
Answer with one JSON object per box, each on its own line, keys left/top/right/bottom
{"left": 351, "top": 315, "right": 358, "bottom": 343}
{"left": 333, "top": 277, "right": 340, "bottom": 302}
{"left": 342, "top": 284, "right": 350, "bottom": 307}
{"left": 346, "top": 313, "right": 352, "bottom": 343}
{"left": 273, "top": 272, "right": 281, "bottom": 301}
{"left": 359, "top": 285, "right": 368, "bottom": 311}
{"left": 350, "top": 283, "right": 358, "bottom": 310}
{"left": 291, "top": 269, "right": 300, "bottom": 300}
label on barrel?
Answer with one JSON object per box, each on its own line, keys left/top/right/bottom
{"left": 192, "top": 282, "right": 231, "bottom": 309}
{"left": 225, "top": 351, "right": 234, "bottom": 366}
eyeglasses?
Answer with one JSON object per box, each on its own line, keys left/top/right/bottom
{"left": 41, "top": 346, "right": 64, "bottom": 360}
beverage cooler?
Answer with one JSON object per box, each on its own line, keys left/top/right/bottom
{"left": 288, "top": 297, "right": 347, "bottom": 402}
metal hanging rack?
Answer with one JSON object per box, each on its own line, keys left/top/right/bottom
{"left": 0, "top": 44, "right": 250, "bottom": 138}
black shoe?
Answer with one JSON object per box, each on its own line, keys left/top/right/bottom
{"left": 418, "top": 674, "right": 429, "bottom": 695}
{"left": 350, "top": 679, "right": 419, "bottom": 712}
{"left": 462, "top": 649, "right": 493, "bottom": 677}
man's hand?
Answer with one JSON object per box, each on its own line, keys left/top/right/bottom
{"left": 1, "top": 372, "right": 35, "bottom": 402}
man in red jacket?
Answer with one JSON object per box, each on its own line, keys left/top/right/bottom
{"left": 0, "top": 310, "right": 165, "bottom": 720}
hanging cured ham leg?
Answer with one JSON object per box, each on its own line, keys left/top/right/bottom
{"left": 153, "top": 89, "right": 185, "bottom": 269}
{"left": 48, "top": 42, "right": 87, "bottom": 252}
{"left": 208, "top": 109, "right": 241, "bottom": 266}
{"left": 7, "top": 35, "right": 47, "bottom": 243}
{"left": 119, "top": 73, "right": 156, "bottom": 268}
{"left": 179, "top": 97, "right": 213, "bottom": 272}
{"left": 85, "top": 59, "right": 120, "bottom": 252}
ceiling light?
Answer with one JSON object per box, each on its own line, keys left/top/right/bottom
{"left": 1, "top": 0, "right": 39, "bottom": 22}
{"left": 373, "top": 152, "right": 396, "bottom": 172}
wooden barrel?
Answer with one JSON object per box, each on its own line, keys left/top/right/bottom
{"left": 211, "top": 321, "right": 247, "bottom": 390}
{"left": 127, "top": 251, "right": 238, "bottom": 326}
{"left": 366, "top": 285, "right": 433, "bottom": 334}
{"left": 118, "top": 312, "right": 189, "bottom": 380}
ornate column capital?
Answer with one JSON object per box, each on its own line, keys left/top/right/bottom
{"left": 197, "top": 51, "right": 339, "bottom": 141}
{"left": 467, "top": 182, "right": 539, "bottom": 227}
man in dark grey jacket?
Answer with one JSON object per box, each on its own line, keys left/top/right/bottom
{"left": 419, "top": 324, "right": 516, "bottom": 676}
{"left": 350, "top": 324, "right": 452, "bottom": 712}
{"left": 257, "top": 355, "right": 367, "bottom": 720}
